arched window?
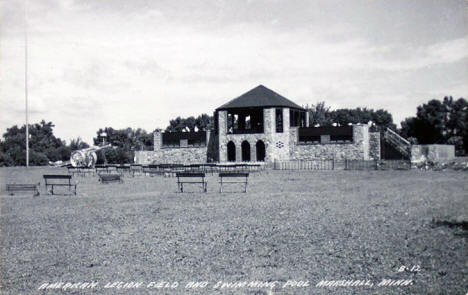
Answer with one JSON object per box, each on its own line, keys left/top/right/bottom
{"left": 241, "top": 141, "right": 251, "bottom": 162}
{"left": 256, "top": 140, "right": 266, "bottom": 162}
{"left": 227, "top": 141, "right": 236, "bottom": 162}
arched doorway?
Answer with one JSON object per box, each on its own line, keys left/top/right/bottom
{"left": 241, "top": 141, "right": 250, "bottom": 162}
{"left": 227, "top": 141, "right": 236, "bottom": 162}
{"left": 256, "top": 140, "right": 265, "bottom": 162}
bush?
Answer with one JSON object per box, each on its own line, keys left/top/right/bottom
{"left": 0, "top": 151, "right": 14, "bottom": 167}
{"left": 96, "top": 148, "right": 133, "bottom": 164}
{"left": 29, "top": 151, "right": 49, "bottom": 166}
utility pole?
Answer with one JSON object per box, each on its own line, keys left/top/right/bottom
{"left": 24, "top": 0, "right": 29, "bottom": 167}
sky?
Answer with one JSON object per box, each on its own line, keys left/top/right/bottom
{"left": 1, "top": 0, "right": 467, "bottom": 145}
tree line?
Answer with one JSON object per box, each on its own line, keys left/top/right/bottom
{"left": 0, "top": 122, "right": 154, "bottom": 166}
{"left": 0, "top": 96, "right": 466, "bottom": 166}
{"left": 307, "top": 96, "right": 467, "bottom": 154}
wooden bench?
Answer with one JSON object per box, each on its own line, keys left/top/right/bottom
{"left": 147, "top": 164, "right": 163, "bottom": 177}
{"left": 78, "top": 167, "right": 95, "bottom": 176}
{"left": 98, "top": 173, "right": 123, "bottom": 184}
{"left": 130, "top": 164, "right": 143, "bottom": 177}
{"left": 6, "top": 183, "right": 40, "bottom": 196}
{"left": 116, "top": 165, "right": 131, "bottom": 175}
{"left": 161, "top": 164, "right": 184, "bottom": 177}
{"left": 219, "top": 172, "right": 249, "bottom": 193}
{"left": 176, "top": 172, "right": 207, "bottom": 192}
{"left": 43, "top": 174, "right": 77, "bottom": 195}
{"left": 67, "top": 166, "right": 79, "bottom": 175}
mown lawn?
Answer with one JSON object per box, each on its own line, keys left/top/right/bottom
{"left": 0, "top": 167, "right": 467, "bottom": 295}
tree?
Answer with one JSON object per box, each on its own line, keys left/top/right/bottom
{"left": 400, "top": 97, "right": 467, "bottom": 155}
{"left": 69, "top": 137, "right": 90, "bottom": 151}
{"left": 165, "top": 114, "right": 213, "bottom": 132}
{"left": 306, "top": 103, "right": 396, "bottom": 131}
{"left": 1, "top": 120, "right": 68, "bottom": 166}
{"left": 92, "top": 127, "right": 153, "bottom": 164}
{"left": 307, "top": 101, "right": 331, "bottom": 126}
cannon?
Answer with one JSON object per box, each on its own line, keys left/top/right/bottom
{"left": 70, "top": 144, "right": 112, "bottom": 167}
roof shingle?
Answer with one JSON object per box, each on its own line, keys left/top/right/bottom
{"left": 216, "top": 85, "right": 304, "bottom": 111}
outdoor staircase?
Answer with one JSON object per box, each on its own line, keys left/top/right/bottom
{"left": 384, "top": 128, "right": 411, "bottom": 158}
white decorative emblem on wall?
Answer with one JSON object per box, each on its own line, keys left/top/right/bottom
{"left": 276, "top": 141, "right": 284, "bottom": 149}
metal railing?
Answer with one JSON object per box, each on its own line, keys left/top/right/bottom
{"left": 274, "top": 159, "right": 335, "bottom": 170}
{"left": 345, "top": 159, "right": 411, "bottom": 170}
{"left": 384, "top": 128, "right": 411, "bottom": 157}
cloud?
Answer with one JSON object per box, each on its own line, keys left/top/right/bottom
{"left": 0, "top": 0, "right": 467, "bottom": 144}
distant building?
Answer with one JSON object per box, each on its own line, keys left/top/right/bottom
{"left": 135, "top": 85, "right": 381, "bottom": 164}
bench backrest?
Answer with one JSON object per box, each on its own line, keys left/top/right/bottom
{"left": 43, "top": 174, "right": 72, "bottom": 180}
{"left": 176, "top": 172, "right": 205, "bottom": 178}
{"left": 219, "top": 172, "right": 249, "bottom": 178}
{"left": 43, "top": 174, "right": 72, "bottom": 184}
{"left": 99, "top": 174, "right": 120, "bottom": 180}
{"left": 7, "top": 184, "right": 38, "bottom": 189}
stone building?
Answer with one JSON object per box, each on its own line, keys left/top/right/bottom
{"left": 135, "top": 85, "right": 381, "bottom": 164}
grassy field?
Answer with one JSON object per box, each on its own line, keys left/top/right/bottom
{"left": 0, "top": 167, "right": 467, "bottom": 295}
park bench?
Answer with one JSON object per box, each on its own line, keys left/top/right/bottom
{"left": 147, "top": 164, "right": 163, "bottom": 177}
{"left": 79, "top": 167, "right": 95, "bottom": 176}
{"left": 130, "top": 164, "right": 143, "bottom": 176}
{"left": 95, "top": 165, "right": 109, "bottom": 174}
{"left": 219, "top": 172, "right": 249, "bottom": 193}
{"left": 161, "top": 164, "right": 184, "bottom": 177}
{"left": 98, "top": 173, "right": 123, "bottom": 184}
{"left": 6, "top": 183, "right": 40, "bottom": 196}
{"left": 176, "top": 172, "right": 207, "bottom": 192}
{"left": 67, "top": 166, "right": 78, "bottom": 175}
{"left": 116, "top": 165, "right": 131, "bottom": 175}
{"left": 68, "top": 166, "right": 94, "bottom": 177}
{"left": 95, "top": 165, "right": 117, "bottom": 174}
{"left": 43, "top": 174, "right": 77, "bottom": 195}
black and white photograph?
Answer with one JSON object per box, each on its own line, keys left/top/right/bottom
{"left": 0, "top": 0, "right": 467, "bottom": 294}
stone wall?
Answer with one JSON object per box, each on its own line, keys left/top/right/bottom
{"left": 135, "top": 147, "right": 208, "bottom": 165}
{"left": 289, "top": 125, "right": 371, "bottom": 160}
{"left": 369, "top": 132, "right": 381, "bottom": 160}
{"left": 138, "top": 116, "right": 377, "bottom": 164}
{"left": 134, "top": 130, "right": 210, "bottom": 164}
{"left": 217, "top": 107, "right": 291, "bottom": 163}
{"left": 410, "top": 144, "right": 455, "bottom": 163}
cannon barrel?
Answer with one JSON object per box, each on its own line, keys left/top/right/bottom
{"left": 70, "top": 144, "right": 112, "bottom": 167}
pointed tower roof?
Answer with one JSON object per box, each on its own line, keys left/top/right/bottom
{"left": 216, "top": 85, "right": 305, "bottom": 111}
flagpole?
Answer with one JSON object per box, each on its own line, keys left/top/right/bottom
{"left": 24, "top": 0, "right": 29, "bottom": 167}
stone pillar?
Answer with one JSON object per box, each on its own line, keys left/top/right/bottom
{"left": 283, "top": 108, "right": 290, "bottom": 133}
{"left": 236, "top": 142, "right": 242, "bottom": 162}
{"left": 305, "top": 111, "right": 310, "bottom": 127}
{"left": 206, "top": 130, "right": 211, "bottom": 146}
{"left": 352, "top": 125, "right": 370, "bottom": 160}
{"left": 218, "top": 111, "right": 227, "bottom": 162}
{"left": 154, "top": 130, "right": 162, "bottom": 151}
{"left": 250, "top": 140, "right": 257, "bottom": 162}
{"left": 264, "top": 108, "right": 274, "bottom": 135}
{"left": 369, "top": 132, "right": 381, "bottom": 160}
{"left": 263, "top": 108, "right": 274, "bottom": 162}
